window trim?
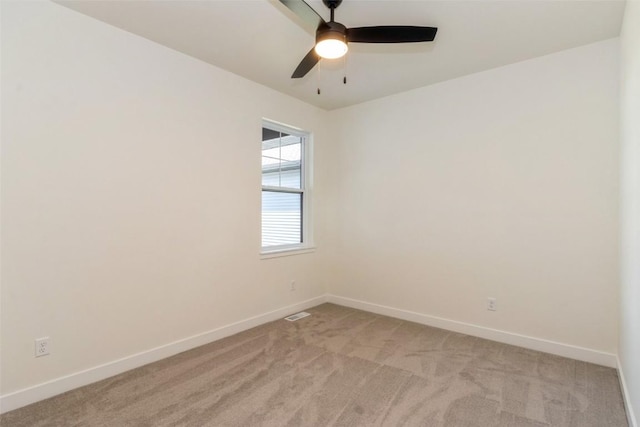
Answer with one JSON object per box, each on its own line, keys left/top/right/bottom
{"left": 260, "top": 119, "right": 313, "bottom": 256}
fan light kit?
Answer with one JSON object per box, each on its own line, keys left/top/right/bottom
{"left": 278, "top": 0, "right": 438, "bottom": 79}
{"left": 315, "top": 36, "right": 348, "bottom": 59}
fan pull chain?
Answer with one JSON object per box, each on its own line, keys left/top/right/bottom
{"left": 317, "top": 61, "right": 321, "bottom": 95}
{"left": 343, "top": 55, "right": 347, "bottom": 85}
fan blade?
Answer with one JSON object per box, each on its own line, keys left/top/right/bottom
{"left": 292, "top": 48, "right": 321, "bottom": 78}
{"left": 278, "top": 0, "right": 327, "bottom": 30}
{"left": 347, "top": 26, "right": 437, "bottom": 43}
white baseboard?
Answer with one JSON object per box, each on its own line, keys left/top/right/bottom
{"left": 326, "top": 294, "right": 617, "bottom": 368}
{"left": 617, "top": 356, "right": 638, "bottom": 427}
{"left": 0, "top": 294, "right": 328, "bottom": 414}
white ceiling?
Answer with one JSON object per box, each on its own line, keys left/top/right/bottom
{"left": 56, "top": 0, "right": 625, "bottom": 110}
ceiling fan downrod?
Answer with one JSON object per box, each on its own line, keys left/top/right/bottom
{"left": 323, "top": 0, "right": 342, "bottom": 22}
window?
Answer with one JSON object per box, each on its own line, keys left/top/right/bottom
{"left": 261, "top": 121, "right": 312, "bottom": 253}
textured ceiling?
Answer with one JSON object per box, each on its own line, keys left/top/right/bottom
{"left": 57, "top": 0, "right": 625, "bottom": 110}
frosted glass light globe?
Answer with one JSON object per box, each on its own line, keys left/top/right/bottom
{"left": 315, "top": 39, "right": 348, "bottom": 59}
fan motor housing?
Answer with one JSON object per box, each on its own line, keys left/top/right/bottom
{"left": 316, "top": 21, "right": 347, "bottom": 44}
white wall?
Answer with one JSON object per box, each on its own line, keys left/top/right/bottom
{"left": 620, "top": 0, "right": 640, "bottom": 423}
{"left": 328, "top": 39, "right": 620, "bottom": 355}
{"left": 1, "top": 0, "right": 333, "bottom": 398}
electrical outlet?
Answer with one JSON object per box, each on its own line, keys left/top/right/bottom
{"left": 35, "top": 337, "right": 50, "bottom": 357}
{"left": 290, "top": 280, "right": 296, "bottom": 291}
{"left": 487, "top": 297, "right": 497, "bottom": 311}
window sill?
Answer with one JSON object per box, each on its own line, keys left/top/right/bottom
{"left": 260, "top": 247, "right": 316, "bottom": 259}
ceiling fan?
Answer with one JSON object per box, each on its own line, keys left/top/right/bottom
{"left": 279, "top": 0, "right": 438, "bottom": 79}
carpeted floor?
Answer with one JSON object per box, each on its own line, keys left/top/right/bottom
{"left": 0, "top": 303, "right": 629, "bottom": 426}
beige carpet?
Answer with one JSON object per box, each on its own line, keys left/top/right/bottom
{"left": 0, "top": 303, "right": 628, "bottom": 426}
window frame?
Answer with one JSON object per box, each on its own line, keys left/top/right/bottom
{"left": 260, "top": 119, "right": 314, "bottom": 257}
